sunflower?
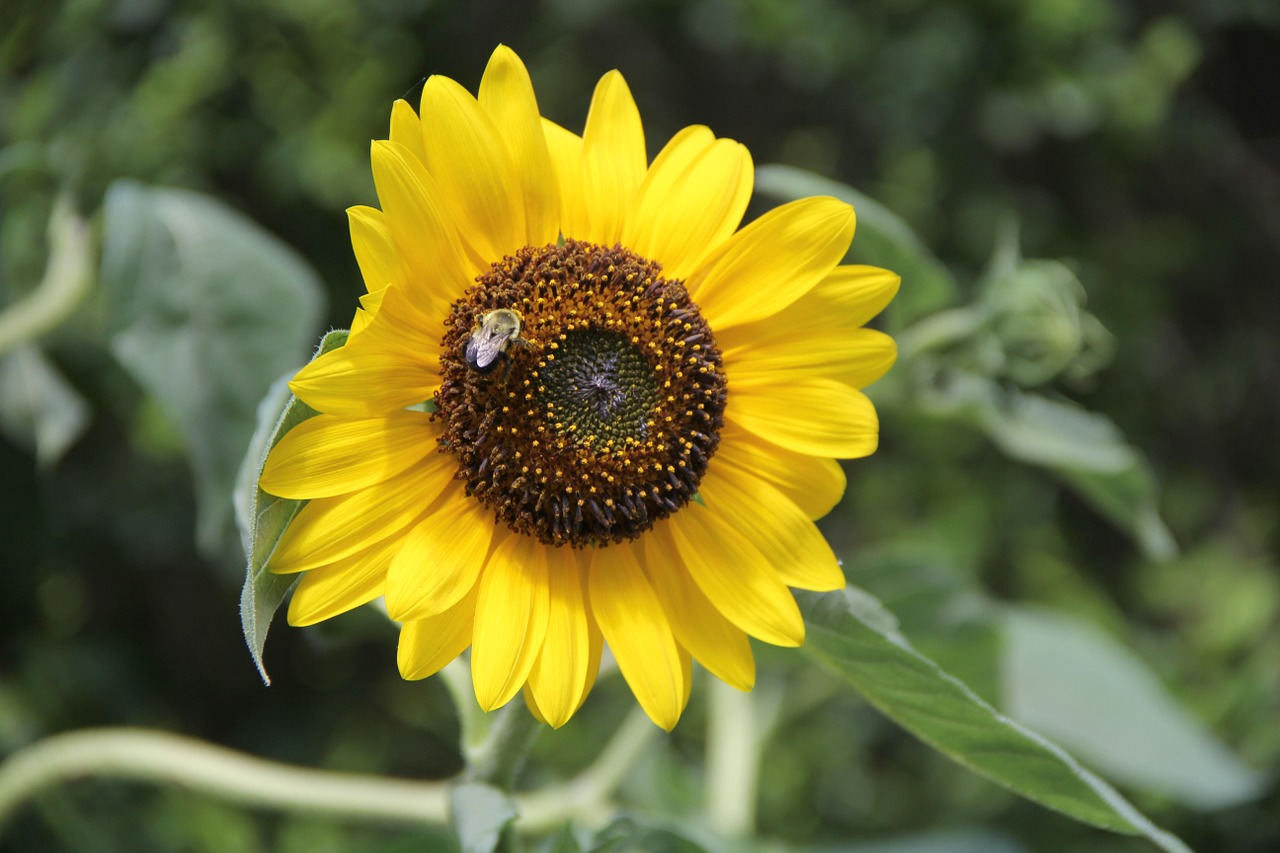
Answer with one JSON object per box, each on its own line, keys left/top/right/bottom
{"left": 258, "top": 45, "right": 898, "bottom": 731}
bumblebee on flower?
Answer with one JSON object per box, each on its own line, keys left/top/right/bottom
{"left": 464, "top": 308, "right": 527, "bottom": 374}
{"left": 257, "top": 45, "right": 899, "bottom": 731}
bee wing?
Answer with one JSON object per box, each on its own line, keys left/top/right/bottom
{"left": 467, "top": 326, "right": 512, "bottom": 369}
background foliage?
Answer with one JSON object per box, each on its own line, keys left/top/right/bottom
{"left": 2, "top": 0, "right": 1279, "bottom": 851}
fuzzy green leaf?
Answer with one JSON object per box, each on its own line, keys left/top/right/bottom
{"left": 797, "top": 828, "right": 1026, "bottom": 853}
{"left": 100, "top": 181, "right": 324, "bottom": 559}
{"left": 536, "top": 824, "right": 583, "bottom": 853}
{"left": 450, "top": 780, "right": 518, "bottom": 853}
{"left": 235, "top": 329, "right": 348, "bottom": 684}
{"left": 915, "top": 370, "right": 1176, "bottom": 560}
{"left": 0, "top": 345, "right": 91, "bottom": 469}
{"left": 799, "top": 588, "right": 1192, "bottom": 853}
{"left": 1002, "top": 606, "right": 1263, "bottom": 809}
{"left": 589, "top": 818, "right": 710, "bottom": 853}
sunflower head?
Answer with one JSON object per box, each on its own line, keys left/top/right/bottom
{"left": 258, "top": 45, "right": 899, "bottom": 731}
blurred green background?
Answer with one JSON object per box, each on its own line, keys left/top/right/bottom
{"left": 2, "top": 0, "right": 1278, "bottom": 851}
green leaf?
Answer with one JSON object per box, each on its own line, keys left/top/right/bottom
{"left": 844, "top": 554, "right": 1002, "bottom": 703}
{"left": 1002, "top": 606, "right": 1263, "bottom": 809}
{"left": 100, "top": 180, "right": 325, "bottom": 559}
{"left": 0, "top": 345, "right": 91, "bottom": 469}
{"left": 803, "top": 828, "right": 1026, "bottom": 853}
{"left": 535, "top": 824, "right": 583, "bottom": 853}
{"left": 754, "top": 164, "right": 958, "bottom": 327}
{"left": 916, "top": 370, "right": 1176, "bottom": 560}
{"left": 799, "top": 588, "right": 1192, "bottom": 852}
{"left": 1058, "top": 463, "right": 1177, "bottom": 563}
{"left": 588, "top": 818, "right": 710, "bottom": 853}
{"left": 236, "top": 329, "right": 347, "bottom": 684}
{"left": 450, "top": 780, "right": 518, "bottom": 853}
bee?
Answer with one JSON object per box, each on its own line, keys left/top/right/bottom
{"left": 465, "top": 308, "right": 526, "bottom": 373}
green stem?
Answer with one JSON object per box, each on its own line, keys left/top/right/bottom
{"left": 0, "top": 712, "right": 662, "bottom": 840}
{"left": 466, "top": 702, "right": 544, "bottom": 790}
{"left": 0, "top": 728, "right": 449, "bottom": 830}
{"left": 519, "top": 708, "right": 657, "bottom": 832}
{"left": 895, "top": 305, "right": 990, "bottom": 362}
{"left": 0, "top": 191, "right": 93, "bottom": 357}
{"left": 455, "top": 701, "right": 542, "bottom": 853}
{"left": 705, "top": 679, "right": 759, "bottom": 839}
{"left": 439, "top": 658, "right": 489, "bottom": 757}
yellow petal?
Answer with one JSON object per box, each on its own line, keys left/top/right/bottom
{"left": 543, "top": 119, "right": 587, "bottom": 241}
{"left": 349, "top": 287, "right": 386, "bottom": 336}
{"left": 347, "top": 206, "right": 397, "bottom": 293}
{"left": 589, "top": 543, "right": 685, "bottom": 731}
{"left": 289, "top": 337, "right": 435, "bottom": 418}
{"left": 623, "top": 125, "right": 714, "bottom": 244}
{"left": 728, "top": 378, "right": 879, "bottom": 459}
{"left": 479, "top": 46, "right": 559, "bottom": 247}
{"left": 389, "top": 98, "right": 427, "bottom": 169}
{"left": 384, "top": 484, "right": 495, "bottom": 621}
{"left": 665, "top": 510, "right": 805, "bottom": 647}
{"left": 419, "top": 74, "right": 524, "bottom": 264}
{"left": 398, "top": 584, "right": 480, "bottom": 680}
{"left": 287, "top": 536, "right": 399, "bottom": 626}
{"left": 808, "top": 264, "right": 901, "bottom": 329}
{"left": 715, "top": 422, "right": 846, "bottom": 520}
{"left": 471, "top": 533, "right": 550, "bottom": 711}
{"left": 678, "top": 647, "right": 693, "bottom": 716}
{"left": 526, "top": 548, "right": 592, "bottom": 728}
{"left": 268, "top": 450, "right": 455, "bottom": 574}
{"left": 698, "top": 464, "right": 845, "bottom": 591}
{"left": 355, "top": 279, "right": 444, "bottom": 355}
{"left": 522, "top": 683, "right": 550, "bottom": 725}
{"left": 289, "top": 285, "right": 443, "bottom": 417}
{"left": 370, "top": 140, "right": 475, "bottom": 315}
{"left": 686, "top": 197, "right": 855, "bottom": 329}
{"left": 259, "top": 411, "right": 435, "bottom": 500}
{"left": 576, "top": 565, "right": 605, "bottom": 716}
{"left": 624, "top": 130, "right": 752, "bottom": 280}
{"left": 351, "top": 307, "right": 372, "bottom": 336}
{"left": 359, "top": 288, "right": 386, "bottom": 316}
{"left": 581, "top": 70, "right": 646, "bottom": 244}
{"left": 724, "top": 327, "right": 898, "bottom": 390}
{"left": 644, "top": 527, "right": 755, "bottom": 690}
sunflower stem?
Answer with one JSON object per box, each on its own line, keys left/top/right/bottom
{"left": 0, "top": 728, "right": 449, "bottom": 830}
{"left": 0, "top": 721, "right": 663, "bottom": 838}
{"left": 895, "top": 304, "right": 990, "bottom": 362}
{"left": 705, "top": 679, "right": 759, "bottom": 838}
{"left": 0, "top": 191, "right": 93, "bottom": 358}
{"left": 454, "top": 703, "right": 542, "bottom": 853}
{"left": 440, "top": 658, "right": 490, "bottom": 757}
{"left": 518, "top": 707, "right": 657, "bottom": 832}
{"left": 465, "top": 701, "right": 544, "bottom": 790}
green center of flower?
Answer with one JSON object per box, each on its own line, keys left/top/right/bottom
{"left": 537, "top": 329, "right": 660, "bottom": 446}
{"left": 434, "top": 240, "right": 727, "bottom": 548}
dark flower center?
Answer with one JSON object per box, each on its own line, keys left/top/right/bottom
{"left": 434, "top": 240, "right": 727, "bottom": 548}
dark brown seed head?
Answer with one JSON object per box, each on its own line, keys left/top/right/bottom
{"left": 435, "top": 240, "right": 727, "bottom": 547}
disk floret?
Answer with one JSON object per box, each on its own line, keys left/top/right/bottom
{"left": 436, "top": 240, "right": 727, "bottom": 547}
